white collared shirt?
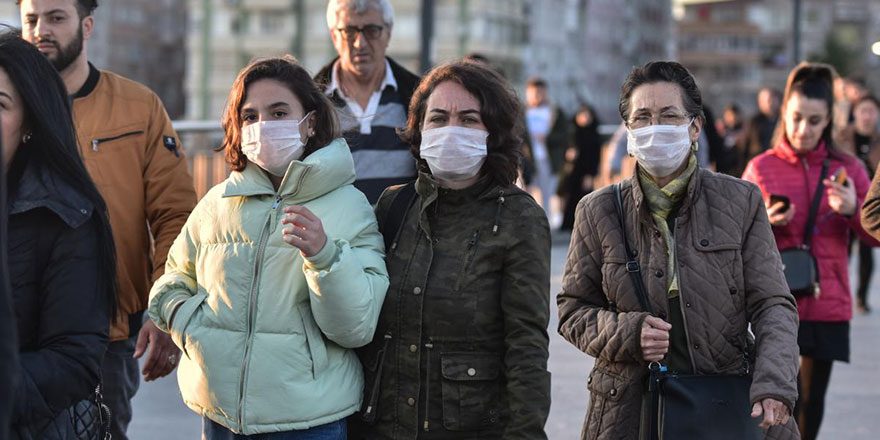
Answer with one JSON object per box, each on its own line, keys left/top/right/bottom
{"left": 327, "top": 59, "right": 398, "bottom": 135}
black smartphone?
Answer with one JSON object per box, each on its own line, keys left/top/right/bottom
{"left": 769, "top": 194, "right": 790, "bottom": 212}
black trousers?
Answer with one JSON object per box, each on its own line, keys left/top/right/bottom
{"left": 857, "top": 238, "right": 874, "bottom": 308}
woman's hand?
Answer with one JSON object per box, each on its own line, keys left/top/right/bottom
{"left": 281, "top": 205, "right": 327, "bottom": 257}
{"left": 641, "top": 316, "right": 671, "bottom": 362}
{"left": 824, "top": 176, "right": 857, "bottom": 216}
{"left": 751, "top": 398, "right": 791, "bottom": 428}
{"left": 767, "top": 201, "right": 796, "bottom": 227}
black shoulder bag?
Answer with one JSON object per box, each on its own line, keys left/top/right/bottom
{"left": 378, "top": 181, "right": 417, "bottom": 253}
{"left": 613, "top": 184, "right": 762, "bottom": 440}
{"left": 779, "top": 158, "right": 829, "bottom": 298}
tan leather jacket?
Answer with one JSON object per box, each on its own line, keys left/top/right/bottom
{"left": 73, "top": 66, "right": 196, "bottom": 341}
{"left": 557, "top": 168, "right": 800, "bottom": 439}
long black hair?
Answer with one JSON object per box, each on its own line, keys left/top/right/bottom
{"left": 0, "top": 31, "right": 116, "bottom": 318}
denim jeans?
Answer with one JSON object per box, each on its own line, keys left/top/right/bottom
{"left": 202, "top": 418, "right": 346, "bottom": 440}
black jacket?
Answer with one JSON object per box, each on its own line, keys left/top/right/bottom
{"left": 6, "top": 156, "right": 110, "bottom": 439}
{"left": 1, "top": 146, "right": 17, "bottom": 440}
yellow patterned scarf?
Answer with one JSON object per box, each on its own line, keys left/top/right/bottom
{"left": 637, "top": 154, "right": 697, "bottom": 298}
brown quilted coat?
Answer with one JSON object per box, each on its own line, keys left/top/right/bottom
{"left": 557, "top": 168, "right": 801, "bottom": 440}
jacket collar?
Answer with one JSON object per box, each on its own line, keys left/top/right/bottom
{"left": 222, "top": 138, "right": 356, "bottom": 203}
{"left": 772, "top": 138, "right": 830, "bottom": 165}
{"left": 630, "top": 155, "right": 702, "bottom": 224}
{"left": 9, "top": 159, "right": 94, "bottom": 228}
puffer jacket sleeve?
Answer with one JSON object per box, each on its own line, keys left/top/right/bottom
{"left": 861, "top": 169, "right": 880, "bottom": 240}
{"left": 557, "top": 195, "right": 649, "bottom": 364}
{"left": 148, "top": 200, "right": 203, "bottom": 342}
{"left": 13, "top": 218, "right": 109, "bottom": 425}
{"left": 500, "top": 202, "right": 551, "bottom": 440}
{"left": 302, "top": 194, "right": 389, "bottom": 349}
{"left": 848, "top": 160, "right": 880, "bottom": 245}
{"left": 740, "top": 184, "right": 799, "bottom": 411}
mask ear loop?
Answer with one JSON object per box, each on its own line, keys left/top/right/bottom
{"left": 298, "top": 110, "right": 316, "bottom": 140}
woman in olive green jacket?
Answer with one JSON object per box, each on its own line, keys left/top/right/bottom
{"left": 349, "top": 61, "right": 551, "bottom": 440}
{"left": 148, "top": 57, "right": 388, "bottom": 438}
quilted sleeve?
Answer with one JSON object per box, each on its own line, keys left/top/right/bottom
{"left": 557, "top": 196, "right": 649, "bottom": 364}
{"left": 740, "top": 185, "right": 799, "bottom": 411}
{"left": 849, "top": 161, "right": 880, "bottom": 245}
{"left": 861, "top": 165, "right": 880, "bottom": 240}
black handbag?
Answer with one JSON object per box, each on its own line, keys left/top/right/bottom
{"left": 612, "top": 184, "right": 762, "bottom": 440}
{"left": 778, "top": 158, "right": 828, "bottom": 299}
{"left": 68, "top": 385, "right": 112, "bottom": 440}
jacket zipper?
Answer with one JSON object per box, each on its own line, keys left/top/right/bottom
{"left": 423, "top": 338, "right": 434, "bottom": 432}
{"left": 454, "top": 230, "right": 480, "bottom": 292}
{"left": 91, "top": 130, "right": 144, "bottom": 151}
{"left": 237, "top": 193, "right": 283, "bottom": 427}
{"left": 671, "top": 218, "right": 698, "bottom": 373}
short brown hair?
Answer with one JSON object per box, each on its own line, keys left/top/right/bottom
{"left": 221, "top": 56, "right": 340, "bottom": 172}
{"left": 399, "top": 60, "right": 523, "bottom": 185}
{"left": 16, "top": 0, "right": 97, "bottom": 19}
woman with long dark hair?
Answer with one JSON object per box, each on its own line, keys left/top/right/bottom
{"left": 743, "top": 62, "right": 878, "bottom": 440}
{"left": 1, "top": 31, "right": 116, "bottom": 439}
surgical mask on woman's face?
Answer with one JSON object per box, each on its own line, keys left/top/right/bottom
{"left": 626, "top": 119, "right": 694, "bottom": 178}
{"left": 420, "top": 126, "right": 489, "bottom": 182}
{"left": 241, "top": 111, "right": 313, "bottom": 177}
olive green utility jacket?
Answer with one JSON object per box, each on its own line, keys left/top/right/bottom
{"left": 350, "top": 173, "right": 551, "bottom": 440}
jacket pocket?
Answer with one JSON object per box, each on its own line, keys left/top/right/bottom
{"left": 584, "top": 366, "right": 626, "bottom": 440}
{"left": 297, "top": 302, "right": 328, "bottom": 380}
{"left": 440, "top": 351, "right": 504, "bottom": 431}
{"left": 170, "top": 292, "right": 208, "bottom": 359}
{"left": 88, "top": 127, "right": 145, "bottom": 153}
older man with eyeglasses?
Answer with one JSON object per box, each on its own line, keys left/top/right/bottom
{"left": 315, "top": 0, "right": 420, "bottom": 204}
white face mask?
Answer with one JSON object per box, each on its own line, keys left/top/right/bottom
{"left": 420, "top": 126, "right": 489, "bottom": 182}
{"left": 241, "top": 111, "right": 313, "bottom": 177}
{"left": 626, "top": 120, "right": 694, "bottom": 178}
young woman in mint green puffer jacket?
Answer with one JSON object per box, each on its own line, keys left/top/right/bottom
{"left": 148, "top": 57, "right": 388, "bottom": 439}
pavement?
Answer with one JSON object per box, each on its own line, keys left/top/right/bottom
{"left": 130, "top": 233, "right": 880, "bottom": 439}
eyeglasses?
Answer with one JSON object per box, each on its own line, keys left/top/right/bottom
{"left": 627, "top": 113, "right": 693, "bottom": 129}
{"left": 335, "top": 24, "right": 385, "bottom": 41}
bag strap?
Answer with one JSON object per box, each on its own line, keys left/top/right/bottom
{"left": 613, "top": 183, "right": 654, "bottom": 315}
{"left": 380, "top": 181, "right": 417, "bottom": 253}
{"left": 802, "top": 158, "right": 830, "bottom": 249}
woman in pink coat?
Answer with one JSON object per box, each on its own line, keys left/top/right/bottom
{"left": 742, "top": 62, "right": 878, "bottom": 440}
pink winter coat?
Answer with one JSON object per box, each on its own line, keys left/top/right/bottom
{"left": 742, "top": 139, "right": 878, "bottom": 322}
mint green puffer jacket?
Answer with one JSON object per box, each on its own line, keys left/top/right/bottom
{"left": 148, "top": 138, "right": 389, "bottom": 434}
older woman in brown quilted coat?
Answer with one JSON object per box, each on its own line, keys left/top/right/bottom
{"left": 557, "top": 61, "right": 800, "bottom": 440}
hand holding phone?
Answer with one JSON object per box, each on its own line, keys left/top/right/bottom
{"left": 831, "top": 168, "right": 847, "bottom": 185}
{"left": 768, "top": 194, "right": 790, "bottom": 212}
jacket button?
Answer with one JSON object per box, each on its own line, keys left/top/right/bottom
{"left": 632, "top": 249, "right": 638, "bottom": 257}
{"left": 467, "top": 368, "right": 477, "bottom": 377}
{"left": 685, "top": 302, "right": 691, "bottom": 308}
{"left": 409, "top": 345, "right": 418, "bottom": 353}
{"left": 729, "top": 286, "right": 737, "bottom": 295}
{"left": 654, "top": 230, "right": 661, "bottom": 238}
{"left": 490, "top": 418, "right": 497, "bottom": 423}
{"left": 694, "top": 344, "right": 700, "bottom": 350}
{"left": 413, "top": 287, "right": 422, "bottom": 295}
{"left": 700, "top": 239, "right": 709, "bottom": 246}
{"left": 655, "top": 270, "right": 663, "bottom": 278}
{"left": 407, "top": 397, "right": 416, "bottom": 406}
{"left": 587, "top": 376, "right": 592, "bottom": 384}
{"left": 610, "top": 388, "right": 618, "bottom": 397}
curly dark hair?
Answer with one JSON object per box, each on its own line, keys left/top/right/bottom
{"left": 220, "top": 56, "right": 341, "bottom": 172}
{"left": 399, "top": 60, "right": 523, "bottom": 185}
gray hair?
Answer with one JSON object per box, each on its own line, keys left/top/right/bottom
{"left": 326, "top": 0, "right": 394, "bottom": 29}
